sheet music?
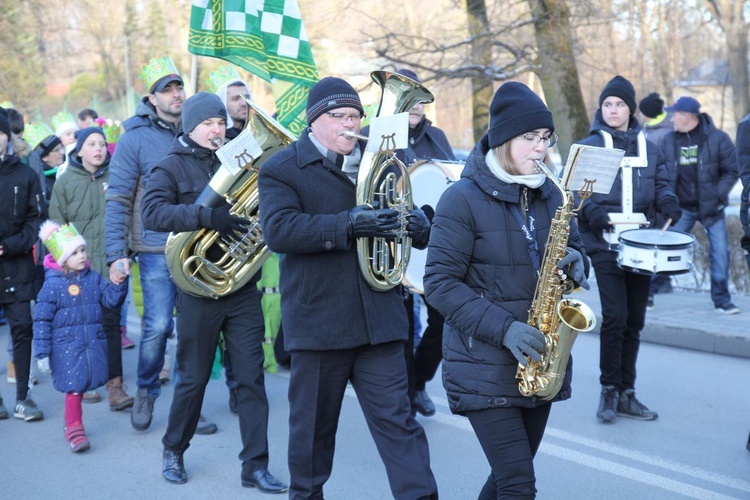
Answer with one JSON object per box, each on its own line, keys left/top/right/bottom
{"left": 215, "top": 128, "right": 264, "bottom": 176}
{"left": 562, "top": 144, "right": 625, "bottom": 194}
{"left": 366, "top": 113, "right": 409, "bottom": 153}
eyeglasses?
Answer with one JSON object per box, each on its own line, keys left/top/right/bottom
{"left": 518, "top": 132, "right": 558, "bottom": 148}
{"left": 325, "top": 112, "right": 365, "bottom": 123}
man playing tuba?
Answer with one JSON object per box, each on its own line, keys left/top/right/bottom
{"left": 258, "top": 76, "right": 436, "bottom": 499}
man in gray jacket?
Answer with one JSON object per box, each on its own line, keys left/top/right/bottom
{"left": 106, "top": 57, "right": 215, "bottom": 432}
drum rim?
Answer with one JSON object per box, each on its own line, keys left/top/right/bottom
{"left": 618, "top": 228, "right": 695, "bottom": 249}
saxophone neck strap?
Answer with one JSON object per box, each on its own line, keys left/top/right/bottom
{"left": 509, "top": 200, "right": 540, "bottom": 274}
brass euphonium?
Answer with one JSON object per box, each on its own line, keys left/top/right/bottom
{"left": 165, "top": 100, "right": 294, "bottom": 299}
{"left": 516, "top": 160, "right": 597, "bottom": 400}
{"left": 354, "top": 70, "right": 434, "bottom": 291}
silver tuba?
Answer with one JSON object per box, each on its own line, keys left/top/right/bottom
{"left": 354, "top": 70, "right": 434, "bottom": 291}
{"left": 164, "top": 100, "right": 294, "bottom": 299}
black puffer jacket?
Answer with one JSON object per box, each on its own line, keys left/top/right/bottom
{"left": 575, "top": 111, "right": 677, "bottom": 256}
{"left": 661, "top": 113, "right": 738, "bottom": 227}
{"left": 423, "top": 135, "right": 587, "bottom": 413}
{"left": 0, "top": 153, "right": 44, "bottom": 303}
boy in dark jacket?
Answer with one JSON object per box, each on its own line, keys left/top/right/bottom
{"left": 34, "top": 221, "right": 127, "bottom": 452}
{"left": 0, "top": 107, "right": 45, "bottom": 422}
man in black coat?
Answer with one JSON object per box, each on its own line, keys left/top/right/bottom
{"left": 259, "top": 76, "right": 437, "bottom": 499}
{"left": 141, "top": 92, "right": 286, "bottom": 492}
{"left": 0, "top": 107, "right": 44, "bottom": 421}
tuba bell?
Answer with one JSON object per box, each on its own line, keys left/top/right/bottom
{"left": 355, "top": 70, "right": 434, "bottom": 291}
{"left": 164, "top": 100, "right": 294, "bottom": 299}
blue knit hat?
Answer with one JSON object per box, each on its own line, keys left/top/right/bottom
{"left": 306, "top": 77, "right": 364, "bottom": 125}
{"left": 487, "top": 82, "right": 554, "bottom": 149}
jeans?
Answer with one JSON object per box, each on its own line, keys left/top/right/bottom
{"left": 136, "top": 252, "right": 176, "bottom": 399}
{"left": 673, "top": 209, "right": 732, "bottom": 307}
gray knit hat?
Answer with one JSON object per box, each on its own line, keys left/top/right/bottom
{"left": 182, "top": 92, "right": 227, "bottom": 134}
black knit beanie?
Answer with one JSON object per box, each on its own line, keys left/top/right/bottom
{"left": 182, "top": 92, "right": 227, "bottom": 134}
{"left": 599, "top": 75, "right": 637, "bottom": 115}
{"left": 0, "top": 107, "right": 10, "bottom": 139}
{"left": 306, "top": 77, "right": 364, "bottom": 125}
{"left": 487, "top": 82, "right": 554, "bottom": 149}
{"left": 37, "top": 134, "right": 63, "bottom": 158}
{"left": 638, "top": 92, "right": 664, "bottom": 119}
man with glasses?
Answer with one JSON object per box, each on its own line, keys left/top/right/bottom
{"left": 258, "top": 76, "right": 437, "bottom": 499}
{"left": 573, "top": 75, "right": 681, "bottom": 424}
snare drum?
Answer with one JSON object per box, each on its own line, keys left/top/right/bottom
{"left": 617, "top": 228, "right": 695, "bottom": 275}
{"left": 403, "top": 160, "right": 464, "bottom": 294}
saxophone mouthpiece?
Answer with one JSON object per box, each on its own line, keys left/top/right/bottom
{"left": 210, "top": 137, "right": 224, "bottom": 148}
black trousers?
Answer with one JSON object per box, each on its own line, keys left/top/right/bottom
{"left": 5, "top": 300, "right": 33, "bottom": 402}
{"left": 413, "top": 298, "right": 445, "bottom": 391}
{"left": 101, "top": 305, "right": 122, "bottom": 380}
{"left": 466, "top": 403, "right": 552, "bottom": 499}
{"left": 162, "top": 287, "right": 269, "bottom": 470}
{"left": 591, "top": 254, "right": 651, "bottom": 390}
{"left": 287, "top": 341, "right": 438, "bottom": 500}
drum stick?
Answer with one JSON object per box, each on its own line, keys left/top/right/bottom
{"left": 660, "top": 218, "right": 673, "bottom": 235}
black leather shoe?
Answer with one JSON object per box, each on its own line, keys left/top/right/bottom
{"left": 241, "top": 469, "right": 288, "bottom": 494}
{"left": 195, "top": 414, "right": 218, "bottom": 435}
{"left": 412, "top": 389, "right": 436, "bottom": 417}
{"left": 162, "top": 450, "right": 188, "bottom": 484}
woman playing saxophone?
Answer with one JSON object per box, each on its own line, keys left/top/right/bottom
{"left": 424, "top": 82, "right": 589, "bottom": 498}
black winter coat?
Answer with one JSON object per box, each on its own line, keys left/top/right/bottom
{"left": 661, "top": 113, "right": 738, "bottom": 227}
{"left": 0, "top": 154, "right": 44, "bottom": 303}
{"left": 258, "top": 130, "right": 408, "bottom": 351}
{"left": 575, "top": 111, "right": 678, "bottom": 256}
{"left": 423, "top": 135, "right": 587, "bottom": 413}
{"left": 140, "top": 135, "right": 261, "bottom": 295}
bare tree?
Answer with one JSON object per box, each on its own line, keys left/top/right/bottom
{"left": 705, "top": 0, "right": 750, "bottom": 123}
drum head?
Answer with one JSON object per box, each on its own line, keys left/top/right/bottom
{"left": 618, "top": 228, "right": 695, "bottom": 249}
{"left": 403, "top": 160, "right": 463, "bottom": 293}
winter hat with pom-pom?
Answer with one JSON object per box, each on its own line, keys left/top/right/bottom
{"left": 39, "top": 220, "right": 86, "bottom": 267}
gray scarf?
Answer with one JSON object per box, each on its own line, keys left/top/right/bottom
{"left": 309, "top": 131, "right": 362, "bottom": 184}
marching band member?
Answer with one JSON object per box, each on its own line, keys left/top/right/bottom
{"left": 259, "top": 76, "right": 437, "bottom": 499}
{"left": 424, "top": 82, "right": 588, "bottom": 499}
{"left": 141, "top": 92, "right": 286, "bottom": 492}
{"left": 574, "top": 75, "right": 681, "bottom": 424}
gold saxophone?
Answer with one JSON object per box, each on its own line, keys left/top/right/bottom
{"left": 164, "top": 100, "right": 294, "bottom": 299}
{"left": 516, "top": 160, "right": 597, "bottom": 400}
{"left": 353, "top": 70, "right": 434, "bottom": 291}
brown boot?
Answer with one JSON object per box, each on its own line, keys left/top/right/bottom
{"left": 106, "top": 377, "right": 135, "bottom": 412}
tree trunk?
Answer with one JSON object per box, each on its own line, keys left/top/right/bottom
{"left": 526, "top": 0, "right": 589, "bottom": 164}
{"left": 465, "top": 0, "right": 494, "bottom": 143}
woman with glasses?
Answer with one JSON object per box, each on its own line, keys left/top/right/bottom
{"left": 424, "top": 82, "right": 588, "bottom": 498}
{"left": 573, "top": 76, "right": 680, "bottom": 425}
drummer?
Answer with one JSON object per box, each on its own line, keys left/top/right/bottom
{"left": 362, "top": 68, "right": 456, "bottom": 417}
{"left": 573, "top": 76, "right": 681, "bottom": 424}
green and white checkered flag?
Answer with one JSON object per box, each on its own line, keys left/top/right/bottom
{"left": 189, "top": 0, "right": 319, "bottom": 137}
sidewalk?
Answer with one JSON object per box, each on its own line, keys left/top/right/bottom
{"left": 576, "top": 276, "right": 750, "bottom": 359}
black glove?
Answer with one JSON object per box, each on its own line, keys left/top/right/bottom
{"left": 502, "top": 321, "right": 546, "bottom": 366}
{"left": 660, "top": 199, "right": 682, "bottom": 224}
{"left": 209, "top": 204, "right": 250, "bottom": 239}
{"left": 557, "top": 247, "right": 590, "bottom": 290}
{"left": 407, "top": 207, "right": 430, "bottom": 249}
{"left": 587, "top": 205, "right": 611, "bottom": 232}
{"left": 348, "top": 204, "right": 400, "bottom": 239}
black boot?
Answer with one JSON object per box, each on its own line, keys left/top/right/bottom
{"left": 596, "top": 385, "right": 618, "bottom": 423}
{"left": 162, "top": 450, "right": 188, "bottom": 484}
{"left": 617, "top": 389, "right": 658, "bottom": 420}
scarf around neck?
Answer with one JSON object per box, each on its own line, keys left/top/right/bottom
{"left": 485, "top": 150, "right": 545, "bottom": 188}
{"left": 309, "top": 131, "right": 362, "bottom": 184}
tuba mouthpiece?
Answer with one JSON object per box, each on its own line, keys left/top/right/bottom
{"left": 210, "top": 137, "right": 224, "bottom": 148}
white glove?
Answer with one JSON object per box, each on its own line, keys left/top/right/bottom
{"left": 37, "top": 357, "right": 51, "bottom": 374}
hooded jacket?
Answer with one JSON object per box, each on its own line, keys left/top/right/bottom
{"left": 660, "top": 113, "right": 738, "bottom": 226}
{"left": 105, "top": 98, "right": 181, "bottom": 264}
{"left": 49, "top": 149, "right": 111, "bottom": 279}
{"left": 0, "top": 153, "right": 44, "bottom": 303}
{"left": 574, "top": 110, "right": 677, "bottom": 255}
{"left": 33, "top": 254, "right": 127, "bottom": 393}
{"left": 423, "top": 135, "right": 587, "bottom": 413}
